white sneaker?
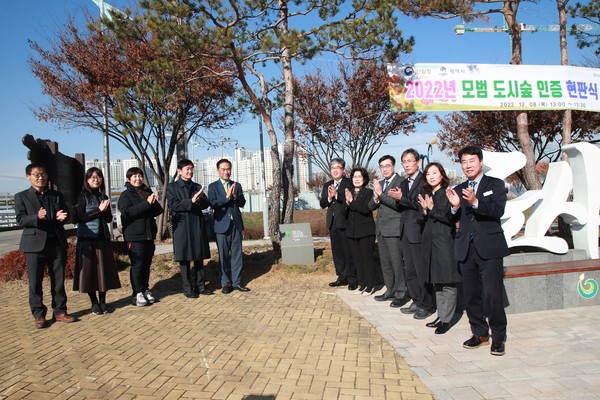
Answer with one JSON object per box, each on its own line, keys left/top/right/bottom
{"left": 144, "top": 290, "right": 156, "bottom": 304}
{"left": 362, "top": 287, "right": 375, "bottom": 296}
{"left": 136, "top": 292, "right": 148, "bottom": 307}
{"left": 355, "top": 286, "right": 366, "bottom": 295}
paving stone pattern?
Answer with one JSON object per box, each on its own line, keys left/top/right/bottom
{"left": 339, "top": 288, "right": 600, "bottom": 400}
{"left": 0, "top": 280, "right": 432, "bottom": 400}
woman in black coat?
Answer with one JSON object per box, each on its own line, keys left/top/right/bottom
{"left": 417, "top": 162, "right": 462, "bottom": 334}
{"left": 73, "top": 167, "right": 121, "bottom": 315}
{"left": 118, "top": 167, "right": 164, "bottom": 307}
{"left": 344, "top": 167, "right": 379, "bottom": 296}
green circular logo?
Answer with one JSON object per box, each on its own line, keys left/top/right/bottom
{"left": 578, "top": 273, "right": 598, "bottom": 299}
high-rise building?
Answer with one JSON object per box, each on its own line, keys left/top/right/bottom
{"left": 110, "top": 159, "right": 124, "bottom": 187}
{"left": 82, "top": 146, "right": 313, "bottom": 193}
{"left": 122, "top": 158, "right": 140, "bottom": 176}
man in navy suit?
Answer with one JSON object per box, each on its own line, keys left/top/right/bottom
{"left": 15, "top": 163, "right": 76, "bottom": 328}
{"left": 446, "top": 146, "right": 509, "bottom": 356}
{"left": 208, "top": 159, "right": 249, "bottom": 294}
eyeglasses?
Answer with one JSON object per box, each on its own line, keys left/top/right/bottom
{"left": 89, "top": 176, "right": 103, "bottom": 181}
{"left": 30, "top": 173, "right": 47, "bottom": 179}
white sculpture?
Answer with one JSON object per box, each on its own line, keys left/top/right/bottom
{"left": 482, "top": 142, "right": 599, "bottom": 259}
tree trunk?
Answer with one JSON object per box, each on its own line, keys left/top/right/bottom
{"left": 279, "top": 0, "right": 295, "bottom": 226}
{"left": 503, "top": 1, "right": 541, "bottom": 190}
{"left": 557, "top": 0, "right": 573, "bottom": 246}
{"left": 558, "top": 0, "right": 572, "bottom": 161}
{"left": 268, "top": 142, "right": 282, "bottom": 243}
{"left": 503, "top": 1, "right": 522, "bottom": 65}
{"left": 516, "top": 113, "right": 542, "bottom": 190}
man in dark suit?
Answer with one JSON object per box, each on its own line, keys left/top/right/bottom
{"left": 208, "top": 159, "right": 249, "bottom": 294}
{"left": 15, "top": 163, "right": 76, "bottom": 329}
{"left": 167, "top": 159, "right": 212, "bottom": 298}
{"left": 320, "top": 158, "right": 357, "bottom": 289}
{"left": 388, "top": 149, "right": 434, "bottom": 320}
{"left": 446, "top": 146, "right": 509, "bottom": 356}
{"left": 369, "top": 155, "right": 408, "bottom": 307}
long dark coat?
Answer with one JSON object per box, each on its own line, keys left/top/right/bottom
{"left": 345, "top": 187, "right": 377, "bottom": 239}
{"left": 167, "top": 179, "right": 210, "bottom": 262}
{"left": 421, "top": 187, "right": 462, "bottom": 284}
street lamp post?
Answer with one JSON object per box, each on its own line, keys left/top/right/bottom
{"left": 258, "top": 116, "right": 269, "bottom": 239}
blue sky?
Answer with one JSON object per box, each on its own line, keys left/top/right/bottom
{"left": 0, "top": 0, "right": 595, "bottom": 194}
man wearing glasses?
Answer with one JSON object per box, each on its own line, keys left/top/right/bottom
{"left": 369, "top": 155, "right": 409, "bottom": 308}
{"left": 15, "top": 163, "right": 75, "bottom": 329}
{"left": 388, "top": 149, "right": 435, "bottom": 320}
{"left": 320, "top": 158, "right": 357, "bottom": 290}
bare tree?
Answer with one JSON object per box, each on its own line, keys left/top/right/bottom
{"left": 29, "top": 13, "right": 238, "bottom": 237}
{"left": 294, "top": 60, "right": 426, "bottom": 174}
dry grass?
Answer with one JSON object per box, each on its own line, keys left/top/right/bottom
{"left": 150, "top": 241, "right": 335, "bottom": 292}
{"left": 243, "top": 209, "right": 328, "bottom": 240}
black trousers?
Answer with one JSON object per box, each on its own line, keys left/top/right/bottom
{"left": 127, "top": 241, "right": 155, "bottom": 296}
{"left": 349, "top": 235, "right": 377, "bottom": 289}
{"left": 401, "top": 235, "right": 435, "bottom": 312}
{"left": 461, "top": 242, "right": 507, "bottom": 343}
{"left": 179, "top": 261, "right": 205, "bottom": 293}
{"left": 329, "top": 226, "right": 356, "bottom": 284}
{"left": 25, "top": 238, "right": 68, "bottom": 318}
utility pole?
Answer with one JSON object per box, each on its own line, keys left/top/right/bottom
{"left": 91, "top": 0, "right": 126, "bottom": 239}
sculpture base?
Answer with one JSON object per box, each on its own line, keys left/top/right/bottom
{"left": 503, "top": 249, "right": 600, "bottom": 314}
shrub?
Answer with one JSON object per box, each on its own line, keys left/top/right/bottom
{"left": 0, "top": 238, "right": 124, "bottom": 283}
{"left": 0, "top": 250, "right": 27, "bottom": 282}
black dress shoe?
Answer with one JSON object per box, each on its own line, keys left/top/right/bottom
{"left": 234, "top": 285, "right": 251, "bottom": 292}
{"left": 390, "top": 298, "right": 409, "bottom": 308}
{"left": 329, "top": 279, "right": 348, "bottom": 287}
{"left": 400, "top": 302, "right": 418, "bottom": 314}
{"left": 463, "top": 335, "right": 489, "bottom": 349}
{"left": 222, "top": 285, "right": 233, "bottom": 294}
{"left": 184, "top": 291, "right": 199, "bottom": 298}
{"left": 348, "top": 283, "right": 358, "bottom": 291}
{"left": 413, "top": 308, "right": 433, "bottom": 320}
{"left": 434, "top": 323, "right": 450, "bottom": 334}
{"left": 198, "top": 288, "right": 214, "bottom": 295}
{"left": 490, "top": 341, "right": 505, "bottom": 356}
{"left": 425, "top": 317, "right": 441, "bottom": 328}
{"left": 374, "top": 293, "right": 393, "bottom": 302}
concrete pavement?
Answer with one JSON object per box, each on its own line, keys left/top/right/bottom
{"left": 338, "top": 287, "right": 600, "bottom": 400}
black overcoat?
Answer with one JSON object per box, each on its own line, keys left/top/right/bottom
{"left": 166, "top": 179, "right": 210, "bottom": 262}
{"left": 420, "top": 188, "right": 462, "bottom": 284}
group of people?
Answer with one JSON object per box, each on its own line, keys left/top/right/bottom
{"left": 321, "top": 146, "right": 509, "bottom": 356}
{"left": 15, "top": 145, "right": 507, "bottom": 356}
{"left": 15, "top": 158, "right": 248, "bottom": 329}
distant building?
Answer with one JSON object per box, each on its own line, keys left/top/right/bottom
{"left": 0, "top": 193, "right": 17, "bottom": 228}
{"left": 83, "top": 145, "right": 314, "bottom": 194}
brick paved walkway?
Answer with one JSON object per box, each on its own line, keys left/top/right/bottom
{"left": 0, "top": 279, "right": 433, "bottom": 399}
